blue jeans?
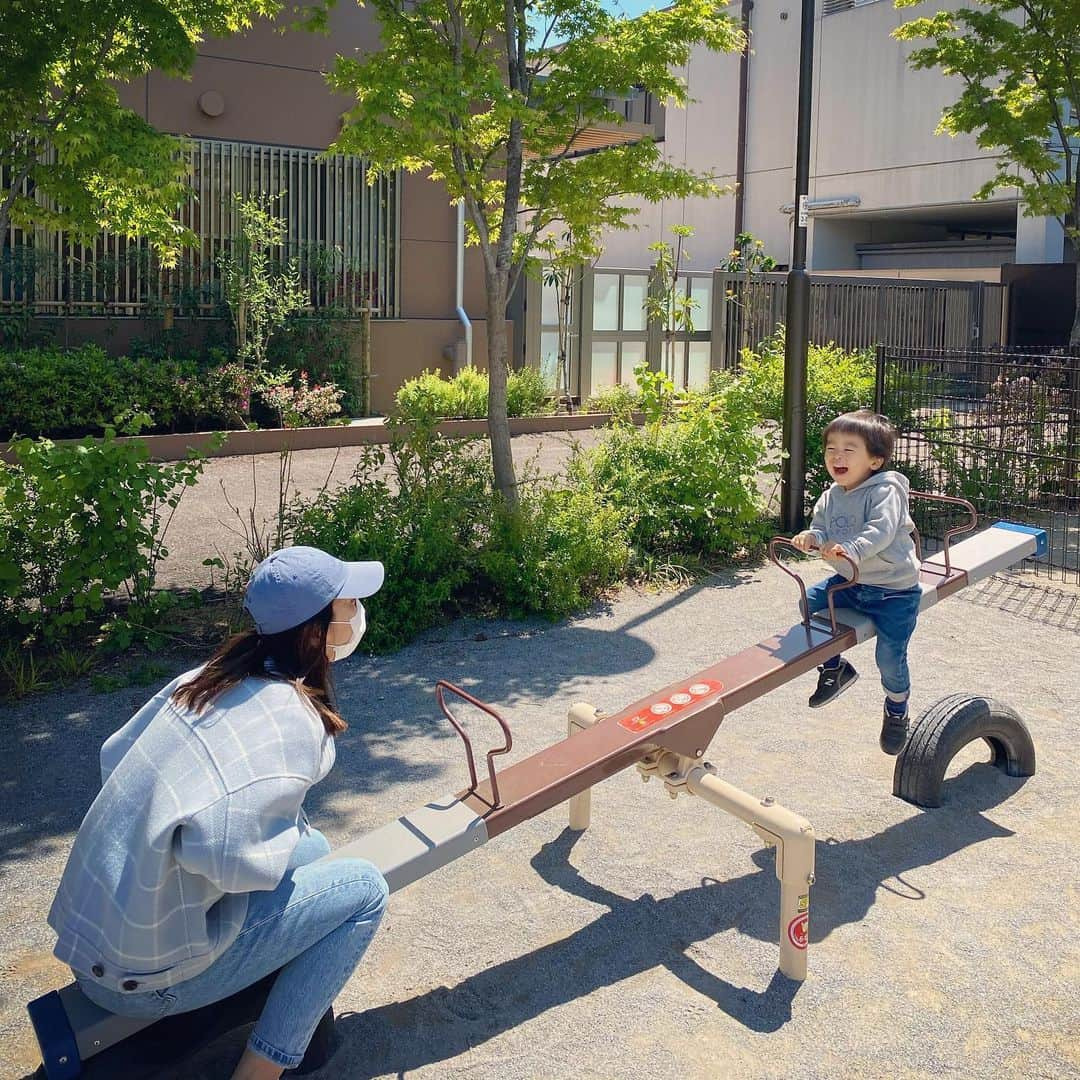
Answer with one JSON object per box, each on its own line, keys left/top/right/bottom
{"left": 79, "top": 829, "right": 388, "bottom": 1069}
{"left": 803, "top": 575, "right": 922, "bottom": 698}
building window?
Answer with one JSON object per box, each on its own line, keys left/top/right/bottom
{"left": 1, "top": 138, "right": 400, "bottom": 318}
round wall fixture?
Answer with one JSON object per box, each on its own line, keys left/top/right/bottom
{"left": 198, "top": 90, "right": 225, "bottom": 117}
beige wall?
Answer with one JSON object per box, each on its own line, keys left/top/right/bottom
{"left": 598, "top": 43, "right": 740, "bottom": 271}
{"left": 596, "top": 0, "right": 1034, "bottom": 274}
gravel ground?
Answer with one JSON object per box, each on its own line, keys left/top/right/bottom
{"left": 2, "top": 559, "right": 1078, "bottom": 1079}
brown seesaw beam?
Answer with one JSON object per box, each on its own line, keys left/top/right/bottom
{"left": 28, "top": 500, "right": 1043, "bottom": 1078}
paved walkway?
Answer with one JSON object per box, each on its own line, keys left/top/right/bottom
{"left": 156, "top": 430, "right": 605, "bottom": 591}
{"left": 3, "top": 564, "right": 1078, "bottom": 1079}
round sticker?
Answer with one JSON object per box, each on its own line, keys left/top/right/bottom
{"left": 689, "top": 683, "right": 712, "bottom": 696}
{"left": 787, "top": 913, "right": 808, "bottom": 950}
{"left": 650, "top": 702, "right": 673, "bottom": 716}
{"left": 670, "top": 693, "right": 692, "bottom": 705}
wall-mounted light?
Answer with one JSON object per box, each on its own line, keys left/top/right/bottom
{"left": 780, "top": 195, "right": 861, "bottom": 213}
{"left": 198, "top": 91, "right": 225, "bottom": 117}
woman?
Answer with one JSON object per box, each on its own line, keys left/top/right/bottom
{"left": 48, "top": 546, "right": 389, "bottom": 1080}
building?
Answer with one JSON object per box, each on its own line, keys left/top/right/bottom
{"left": 2, "top": 4, "right": 497, "bottom": 415}
{"left": 600, "top": 0, "right": 1064, "bottom": 275}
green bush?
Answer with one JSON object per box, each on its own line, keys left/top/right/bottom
{"left": 584, "top": 383, "right": 640, "bottom": 419}
{"left": 0, "top": 345, "right": 251, "bottom": 438}
{"left": 0, "top": 426, "right": 207, "bottom": 640}
{"left": 289, "top": 422, "right": 496, "bottom": 651}
{"left": 572, "top": 385, "right": 771, "bottom": 562}
{"left": 394, "top": 366, "right": 552, "bottom": 421}
{"left": 738, "top": 329, "right": 876, "bottom": 499}
{"left": 289, "top": 420, "right": 630, "bottom": 650}
{"left": 480, "top": 478, "right": 630, "bottom": 619}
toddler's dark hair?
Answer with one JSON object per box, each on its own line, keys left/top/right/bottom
{"left": 822, "top": 409, "right": 896, "bottom": 468}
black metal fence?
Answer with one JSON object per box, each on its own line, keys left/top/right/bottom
{"left": 876, "top": 345, "right": 1080, "bottom": 583}
{"left": 716, "top": 274, "right": 1007, "bottom": 368}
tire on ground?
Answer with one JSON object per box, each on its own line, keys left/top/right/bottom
{"left": 892, "top": 693, "right": 1036, "bottom": 808}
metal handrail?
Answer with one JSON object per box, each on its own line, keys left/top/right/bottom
{"left": 768, "top": 537, "right": 859, "bottom": 636}
{"left": 434, "top": 680, "right": 513, "bottom": 810}
{"left": 908, "top": 491, "right": 978, "bottom": 577}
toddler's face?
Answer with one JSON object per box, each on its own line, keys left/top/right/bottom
{"left": 824, "top": 433, "right": 884, "bottom": 490}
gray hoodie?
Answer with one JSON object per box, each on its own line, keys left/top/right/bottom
{"left": 807, "top": 470, "right": 920, "bottom": 589}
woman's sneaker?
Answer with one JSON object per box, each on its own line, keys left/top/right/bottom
{"left": 880, "top": 704, "right": 910, "bottom": 755}
{"left": 808, "top": 659, "right": 858, "bottom": 708}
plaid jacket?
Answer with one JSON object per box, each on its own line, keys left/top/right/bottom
{"left": 48, "top": 668, "right": 336, "bottom": 993}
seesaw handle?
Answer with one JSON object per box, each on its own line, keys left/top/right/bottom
{"left": 908, "top": 491, "right": 978, "bottom": 577}
{"left": 435, "top": 680, "right": 513, "bottom": 810}
{"left": 768, "top": 537, "right": 859, "bottom": 636}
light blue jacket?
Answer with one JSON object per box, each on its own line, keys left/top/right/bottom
{"left": 48, "top": 668, "right": 336, "bottom": 993}
{"left": 807, "top": 470, "right": 920, "bottom": 589}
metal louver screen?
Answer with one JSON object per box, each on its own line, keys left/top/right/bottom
{"left": 823, "top": 0, "right": 855, "bottom": 13}
{"left": 1, "top": 138, "right": 400, "bottom": 318}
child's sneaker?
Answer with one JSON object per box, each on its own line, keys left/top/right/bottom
{"left": 808, "top": 659, "right": 858, "bottom": 708}
{"left": 879, "top": 703, "right": 910, "bottom": 755}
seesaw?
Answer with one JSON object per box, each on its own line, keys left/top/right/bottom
{"left": 28, "top": 497, "right": 1043, "bottom": 1078}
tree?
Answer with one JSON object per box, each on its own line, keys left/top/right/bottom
{"left": 645, "top": 223, "right": 698, "bottom": 385}
{"left": 535, "top": 226, "right": 603, "bottom": 411}
{"left": 329, "top": 0, "right": 742, "bottom": 502}
{"left": 0, "top": 0, "right": 280, "bottom": 262}
{"left": 894, "top": 0, "right": 1080, "bottom": 343}
{"left": 218, "top": 195, "right": 308, "bottom": 368}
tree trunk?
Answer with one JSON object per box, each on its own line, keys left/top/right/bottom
{"left": 485, "top": 268, "right": 517, "bottom": 504}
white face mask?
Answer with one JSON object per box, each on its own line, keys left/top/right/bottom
{"left": 326, "top": 603, "right": 366, "bottom": 663}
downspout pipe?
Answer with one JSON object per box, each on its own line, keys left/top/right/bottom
{"left": 456, "top": 201, "right": 473, "bottom": 368}
{"left": 733, "top": 0, "right": 753, "bottom": 243}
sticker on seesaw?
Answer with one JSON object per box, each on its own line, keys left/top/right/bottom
{"left": 787, "top": 913, "right": 809, "bottom": 950}
{"left": 798, "top": 894, "right": 809, "bottom": 913}
{"left": 617, "top": 679, "right": 724, "bottom": 733}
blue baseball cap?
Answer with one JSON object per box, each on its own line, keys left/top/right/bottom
{"left": 244, "top": 546, "right": 385, "bottom": 635}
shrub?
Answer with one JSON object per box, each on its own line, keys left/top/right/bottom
{"left": 0, "top": 425, "right": 207, "bottom": 640}
{"left": 394, "top": 367, "right": 552, "bottom": 421}
{"left": 504, "top": 364, "right": 551, "bottom": 419}
{"left": 738, "top": 329, "right": 876, "bottom": 499}
{"left": 572, "top": 385, "right": 771, "bottom": 562}
{"left": 480, "top": 477, "right": 630, "bottom": 619}
{"left": 256, "top": 369, "right": 345, "bottom": 428}
{"left": 288, "top": 421, "right": 496, "bottom": 651}
{"left": 0, "top": 345, "right": 251, "bottom": 438}
{"left": 585, "top": 383, "right": 640, "bottom": 419}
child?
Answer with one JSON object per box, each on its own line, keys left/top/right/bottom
{"left": 791, "top": 409, "right": 921, "bottom": 754}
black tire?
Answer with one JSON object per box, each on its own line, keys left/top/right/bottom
{"left": 892, "top": 693, "right": 1036, "bottom": 808}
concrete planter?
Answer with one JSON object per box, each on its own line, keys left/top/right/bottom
{"left": 1, "top": 412, "right": 638, "bottom": 464}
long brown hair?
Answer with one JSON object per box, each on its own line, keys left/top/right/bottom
{"left": 172, "top": 603, "right": 347, "bottom": 735}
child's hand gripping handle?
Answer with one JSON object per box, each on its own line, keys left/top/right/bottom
{"left": 768, "top": 536, "right": 860, "bottom": 635}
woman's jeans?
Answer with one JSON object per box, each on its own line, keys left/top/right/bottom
{"left": 803, "top": 575, "right": 923, "bottom": 698}
{"left": 79, "top": 829, "right": 388, "bottom": 1070}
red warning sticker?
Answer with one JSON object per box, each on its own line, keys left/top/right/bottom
{"left": 787, "top": 912, "right": 809, "bottom": 950}
{"left": 617, "top": 679, "right": 724, "bottom": 733}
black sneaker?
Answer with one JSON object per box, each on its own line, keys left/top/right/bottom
{"left": 808, "top": 659, "right": 858, "bottom": 708}
{"left": 880, "top": 705, "right": 910, "bottom": 755}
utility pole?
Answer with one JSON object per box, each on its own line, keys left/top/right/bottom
{"left": 780, "top": 0, "right": 816, "bottom": 532}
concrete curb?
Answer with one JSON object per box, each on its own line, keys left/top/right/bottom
{"left": 1, "top": 412, "right": 639, "bottom": 463}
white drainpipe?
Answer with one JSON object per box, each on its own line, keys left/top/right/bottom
{"left": 456, "top": 201, "right": 473, "bottom": 368}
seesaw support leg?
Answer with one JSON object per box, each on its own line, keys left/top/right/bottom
{"left": 566, "top": 703, "right": 601, "bottom": 830}
{"left": 641, "top": 752, "right": 816, "bottom": 981}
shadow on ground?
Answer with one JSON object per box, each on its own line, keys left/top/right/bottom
{"left": 64, "top": 762, "right": 1025, "bottom": 1080}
